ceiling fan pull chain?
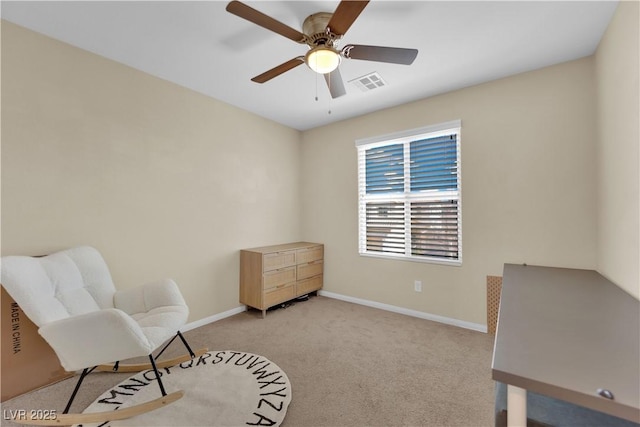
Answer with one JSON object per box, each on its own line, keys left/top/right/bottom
{"left": 327, "top": 73, "right": 332, "bottom": 115}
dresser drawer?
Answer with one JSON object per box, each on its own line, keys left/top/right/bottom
{"left": 263, "top": 266, "right": 296, "bottom": 290}
{"left": 296, "top": 245, "right": 323, "bottom": 264}
{"left": 297, "top": 260, "right": 323, "bottom": 280}
{"left": 297, "top": 275, "right": 323, "bottom": 295}
{"left": 264, "top": 284, "right": 295, "bottom": 307}
{"left": 263, "top": 250, "right": 296, "bottom": 272}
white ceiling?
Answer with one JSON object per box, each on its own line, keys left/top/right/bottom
{"left": 1, "top": 1, "right": 618, "bottom": 131}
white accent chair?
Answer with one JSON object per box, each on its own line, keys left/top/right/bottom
{"left": 1, "top": 246, "right": 205, "bottom": 425}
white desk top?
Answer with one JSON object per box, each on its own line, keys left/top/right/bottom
{"left": 492, "top": 264, "right": 640, "bottom": 423}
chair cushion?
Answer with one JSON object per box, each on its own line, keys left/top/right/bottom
{"left": 133, "top": 306, "right": 189, "bottom": 349}
{"left": 1, "top": 246, "right": 116, "bottom": 326}
{"left": 114, "top": 279, "right": 189, "bottom": 338}
{"left": 1, "top": 255, "right": 71, "bottom": 325}
{"left": 2, "top": 246, "right": 190, "bottom": 371}
{"left": 56, "top": 286, "right": 101, "bottom": 316}
{"left": 132, "top": 306, "right": 189, "bottom": 329}
{"left": 62, "top": 246, "right": 117, "bottom": 310}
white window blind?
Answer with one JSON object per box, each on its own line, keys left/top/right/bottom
{"left": 356, "top": 120, "right": 462, "bottom": 265}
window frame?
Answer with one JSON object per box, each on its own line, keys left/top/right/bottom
{"left": 355, "top": 120, "right": 463, "bottom": 266}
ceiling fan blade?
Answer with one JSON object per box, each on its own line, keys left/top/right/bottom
{"left": 324, "top": 68, "right": 347, "bottom": 99}
{"left": 327, "top": 1, "right": 370, "bottom": 36}
{"left": 251, "top": 57, "right": 305, "bottom": 83}
{"left": 226, "top": 1, "right": 306, "bottom": 43}
{"left": 343, "top": 44, "right": 418, "bottom": 65}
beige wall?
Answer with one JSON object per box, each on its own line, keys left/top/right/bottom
{"left": 1, "top": 22, "right": 302, "bottom": 321}
{"left": 301, "top": 58, "right": 598, "bottom": 325}
{"left": 595, "top": 1, "right": 640, "bottom": 299}
{"left": 3, "top": 8, "right": 636, "bottom": 328}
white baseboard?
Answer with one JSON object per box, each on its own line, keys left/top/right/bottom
{"left": 182, "top": 305, "right": 247, "bottom": 332}
{"left": 181, "top": 293, "right": 488, "bottom": 334}
{"left": 318, "top": 290, "right": 488, "bottom": 333}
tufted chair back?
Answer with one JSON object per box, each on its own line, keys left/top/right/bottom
{"left": 1, "top": 246, "right": 116, "bottom": 327}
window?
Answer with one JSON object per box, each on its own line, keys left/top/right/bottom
{"left": 356, "top": 120, "right": 462, "bottom": 265}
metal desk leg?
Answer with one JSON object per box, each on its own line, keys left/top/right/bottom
{"left": 507, "top": 385, "right": 527, "bottom": 427}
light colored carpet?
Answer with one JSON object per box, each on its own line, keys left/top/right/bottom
{"left": 77, "top": 351, "right": 291, "bottom": 427}
{"left": 1, "top": 296, "right": 495, "bottom": 426}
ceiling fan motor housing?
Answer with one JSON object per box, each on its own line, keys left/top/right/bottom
{"left": 303, "top": 12, "right": 338, "bottom": 47}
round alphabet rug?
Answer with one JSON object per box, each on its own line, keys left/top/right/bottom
{"left": 78, "top": 351, "right": 292, "bottom": 427}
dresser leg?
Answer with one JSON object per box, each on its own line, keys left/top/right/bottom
{"left": 262, "top": 309, "right": 266, "bottom": 319}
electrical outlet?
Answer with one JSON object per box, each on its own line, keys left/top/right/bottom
{"left": 414, "top": 280, "right": 422, "bottom": 292}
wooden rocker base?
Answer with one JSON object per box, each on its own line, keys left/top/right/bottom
{"left": 95, "top": 348, "right": 209, "bottom": 373}
{"left": 13, "top": 390, "right": 184, "bottom": 426}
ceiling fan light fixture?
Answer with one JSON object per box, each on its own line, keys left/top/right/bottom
{"left": 305, "top": 46, "right": 341, "bottom": 74}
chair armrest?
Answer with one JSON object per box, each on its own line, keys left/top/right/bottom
{"left": 39, "top": 308, "right": 155, "bottom": 372}
{"left": 113, "top": 279, "right": 187, "bottom": 316}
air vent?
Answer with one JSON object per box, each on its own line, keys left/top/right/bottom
{"left": 349, "top": 72, "right": 386, "bottom": 92}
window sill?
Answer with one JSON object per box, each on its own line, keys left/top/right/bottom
{"left": 358, "top": 251, "right": 462, "bottom": 267}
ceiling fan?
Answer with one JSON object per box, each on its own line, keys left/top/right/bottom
{"left": 226, "top": 0, "right": 418, "bottom": 98}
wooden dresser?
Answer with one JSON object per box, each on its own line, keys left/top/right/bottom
{"left": 240, "top": 242, "right": 324, "bottom": 317}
